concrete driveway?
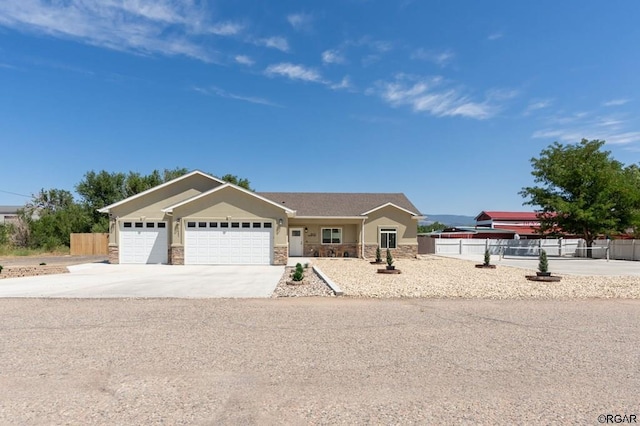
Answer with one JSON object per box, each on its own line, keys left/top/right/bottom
{"left": 0, "top": 263, "right": 284, "bottom": 298}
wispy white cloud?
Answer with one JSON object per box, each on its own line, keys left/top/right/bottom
{"left": 322, "top": 49, "right": 345, "bottom": 65}
{"left": 367, "top": 74, "right": 505, "bottom": 120}
{"left": 524, "top": 98, "right": 553, "bottom": 115}
{"left": 532, "top": 109, "right": 640, "bottom": 145}
{"left": 264, "top": 63, "right": 323, "bottom": 83}
{"left": 256, "top": 36, "right": 290, "bottom": 52}
{"left": 0, "top": 0, "right": 227, "bottom": 62}
{"left": 192, "top": 85, "right": 281, "bottom": 107}
{"left": 330, "top": 76, "right": 351, "bottom": 91}
{"left": 287, "top": 13, "right": 313, "bottom": 32}
{"left": 410, "top": 48, "right": 455, "bottom": 67}
{"left": 234, "top": 55, "right": 254, "bottom": 66}
{"left": 488, "top": 32, "right": 503, "bottom": 41}
{"left": 209, "top": 21, "right": 244, "bottom": 36}
{"left": 603, "top": 98, "right": 630, "bottom": 107}
{"left": 264, "top": 62, "right": 350, "bottom": 91}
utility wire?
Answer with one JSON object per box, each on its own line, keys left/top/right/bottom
{"left": 0, "top": 189, "right": 31, "bottom": 198}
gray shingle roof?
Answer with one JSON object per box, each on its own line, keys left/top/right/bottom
{"left": 257, "top": 192, "right": 421, "bottom": 217}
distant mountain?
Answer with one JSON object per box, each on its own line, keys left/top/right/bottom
{"left": 421, "top": 214, "right": 476, "bottom": 227}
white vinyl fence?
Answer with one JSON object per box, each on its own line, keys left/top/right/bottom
{"left": 433, "top": 238, "right": 584, "bottom": 257}
{"left": 423, "top": 237, "right": 640, "bottom": 261}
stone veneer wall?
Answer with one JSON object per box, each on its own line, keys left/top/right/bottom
{"left": 108, "top": 245, "right": 119, "bottom": 264}
{"left": 273, "top": 246, "right": 288, "bottom": 265}
{"left": 364, "top": 244, "right": 417, "bottom": 259}
{"left": 303, "top": 244, "right": 360, "bottom": 258}
{"left": 170, "top": 245, "right": 184, "bottom": 265}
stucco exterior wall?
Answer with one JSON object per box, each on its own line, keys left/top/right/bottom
{"left": 363, "top": 205, "right": 417, "bottom": 245}
{"left": 171, "top": 187, "right": 290, "bottom": 246}
{"left": 107, "top": 174, "right": 220, "bottom": 246}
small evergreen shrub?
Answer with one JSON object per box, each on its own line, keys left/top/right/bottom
{"left": 292, "top": 268, "right": 304, "bottom": 281}
{"left": 386, "top": 249, "right": 394, "bottom": 267}
{"left": 0, "top": 265, "right": 3, "bottom": 273}
{"left": 538, "top": 250, "right": 549, "bottom": 273}
{"left": 484, "top": 249, "right": 491, "bottom": 266}
{"left": 39, "top": 262, "right": 47, "bottom": 266}
{"left": 375, "top": 246, "right": 382, "bottom": 263}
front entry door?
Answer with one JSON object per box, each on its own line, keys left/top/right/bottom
{"left": 289, "top": 228, "right": 304, "bottom": 256}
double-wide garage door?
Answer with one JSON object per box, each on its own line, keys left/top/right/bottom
{"left": 185, "top": 221, "right": 273, "bottom": 265}
{"left": 119, "top": 221, "right": 168, "bottom": 264}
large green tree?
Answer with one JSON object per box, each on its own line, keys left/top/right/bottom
{"left": 520, "top": 139, "right": 640, "bottom": 255}
{"left": 19, "top": 189, "right": 92, "bottom": 249}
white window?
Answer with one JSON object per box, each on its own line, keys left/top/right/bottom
{"left": 380, "top": 228, "right": 397, "bottom": 249}
{"left": 322, "top": 228, "right": 342, "bottom": 244}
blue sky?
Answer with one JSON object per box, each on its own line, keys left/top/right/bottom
{"left": 1, "top": 1, "right": 639, "bottom": 215}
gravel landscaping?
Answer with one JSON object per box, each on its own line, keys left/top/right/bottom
{"left": 313, "top": 255, "right": 640, "bottom": 299}
{"left": 272, "top": 265, "right": 335, "bottom": 297}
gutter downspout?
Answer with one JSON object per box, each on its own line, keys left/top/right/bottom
{"left": 361, "top": 217, "right": 366, "bottom": 259}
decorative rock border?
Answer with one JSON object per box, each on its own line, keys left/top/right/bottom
{"left": 475, "top": 264, "right": 497, "bottom": 269}
{"left": 525, "top": 275, "right": 562, "bottom": 282}
{"left": 0, "top": 265, "right": 69, "bottom": 280}
{"left": 377, "top": 268, "right": 402, "bottom": 274}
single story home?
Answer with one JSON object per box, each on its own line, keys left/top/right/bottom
{"left": 98, "top": 171, "right": 423, "bottom": 265}
{"left": 0, "top": 206, "right": 21, "bottom": 225}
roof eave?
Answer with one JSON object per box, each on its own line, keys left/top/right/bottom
{"left": 98, "top": 170, "right": 225, "bottom": 213}
{"left": 162, "top": 183, "right": 296, "bottom": 214}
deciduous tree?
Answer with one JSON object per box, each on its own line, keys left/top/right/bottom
{"left": 520, "top": 139, "right": 640, "bottom": 256}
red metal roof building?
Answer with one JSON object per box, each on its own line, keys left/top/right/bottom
{"left": 474, "top": 211, "right": 541, "bottom": 239}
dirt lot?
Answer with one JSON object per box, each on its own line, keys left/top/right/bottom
{"left": 0, "top": 298, "right": 638, "bottom": 424}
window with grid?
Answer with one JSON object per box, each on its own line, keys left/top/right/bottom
{"left": 380, "top": 228, "right": 397, "bottom": 249}
{"left": 321, "top": 228, "right": 342, "bottom": 244}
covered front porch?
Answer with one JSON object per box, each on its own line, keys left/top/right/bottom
{"left": 287, "top": 217, "right": 365, "bottom": 259}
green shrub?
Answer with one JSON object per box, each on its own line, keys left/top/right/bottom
{"left": 386, "top": 249, "right": 394, "bottom": 267}
{"left": 538, "top": 250, "right": 549, "bottom": 273}
{"left": 484, "top": 249, "right": 491, "bottom": 266}
{"left": 375, "top": 246, "right": 382, "bottom": 263}
{"left": 39, "top": 262, "right": 46, "bottom": 266}
{"left": 0, "top": 265, "right": 3, "bottom": 273}
{"left": 292, "top": 269, "right": 304, "bottom": 281}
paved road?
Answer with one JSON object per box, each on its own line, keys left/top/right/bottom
{"left": 0, "top": 263, "right": 284, "bottom": 298}
{"left": 0, "top": 298, "right": 637, "bottom": 424}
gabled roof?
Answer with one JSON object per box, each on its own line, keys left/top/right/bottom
{"left": 98, "top": 170, "right": 224, "bottom": 213}
{"left": 257, "top": 192, "right": 421, "bottom": 217}
{"left": 361, "top": 202, "right": 421, "bottom": 216}
{"left": 163, "top": 183, "right": 296, "bottom": 214}
{"left": 475, "top": 211, "right": 539, "bottom": 221}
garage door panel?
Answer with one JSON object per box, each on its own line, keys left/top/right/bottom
{"left": 185, "top": 222, "right": 272, "bottom": 265}
{"left": 120, "top": 222, "right": 168, "bottom": 264}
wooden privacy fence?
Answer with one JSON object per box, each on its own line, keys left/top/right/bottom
{"left": 70, "top": 233, "right": 108, "bottom": 256}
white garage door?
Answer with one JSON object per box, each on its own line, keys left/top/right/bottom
{"left": 184, "top": 221, "right": 273, "bottom": 265}
{"left": 119, "top": 221, "right": 168, "bottom": 264}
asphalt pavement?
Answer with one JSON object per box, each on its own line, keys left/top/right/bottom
{"left": 0, "top": 298, "right": 637, "bottom": 424}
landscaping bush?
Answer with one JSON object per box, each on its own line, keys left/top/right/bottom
{"left": 386, "top": 249, "right": 394, "bottom": 267}
{"left": 375, "top": 246, "right": 382, "bottom": 263}
{"left": 538, "top": 250, "right": 549, "bottom": 274}
{"left": 292, "top": 268, "right": 304, "bottom": 281}
{"left": 484, "top": 249, "right": 491, "bottom": 266}
{"left": 0, "top": 265, "right": 3, "bottom": 273}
